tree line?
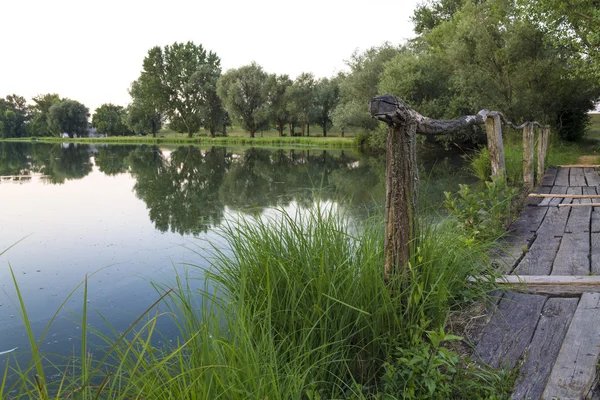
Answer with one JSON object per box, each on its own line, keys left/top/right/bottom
{"left": 2, "top": 0, "right": 599, "bottom": 145}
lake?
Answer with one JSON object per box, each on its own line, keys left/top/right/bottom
{"left": 0, "top": 141, "right": 473, "bottom": 370}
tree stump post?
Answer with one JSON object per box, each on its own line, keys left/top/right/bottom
{"left": 485, "top": 115, "right": 506, "bottom": 178}
{"left": 537, "top": 126, "right": 547, "bottom": 184}
{"left": 523, "top": 123, "right": 535, "bottom": 188}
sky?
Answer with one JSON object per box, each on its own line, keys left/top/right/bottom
{"left": 1, "top": 0, "right": 419, "bottom": 114}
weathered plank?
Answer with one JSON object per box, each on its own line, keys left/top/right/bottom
{"left": 565, "top": 196, "right": 592, "bottom": 234}
{"left": 591, "top": 233, "right": 600, "bottom": 275}
{"left": 526, "top": 185, "right": 551, "bottom": 206}
{"left": 510, "top": 206, "right": 549, "bottom": 235}
{"left": 543, "top": 293, "right": 600, "bottom": 400}
{"left": 555, "top": 168, "right": 570, "bottom": 186}
{"left": 514, "top": 235, "right": 561, "bottom": 275}
{"left": 542, "top": 166, "right": 558, "bottom": 186}
{"left": 485, "top": 114, "right": 506, "bottom": 178}
{"left": 512, "top": 298, "right": 579, "bottom": 400}
{"left": 570, "top": 167, "right": 587, "bottom": 186}
{"left": 491, "top": 275, "right": 600, "bottom": 295}
{"left": 553, "top": 231, "right": 590, "bottom": 275}
{"left": 585, "top": 168, "right": 600, "bottom": 186}
{"left": 592, "top": 207, "right": 600, "bottom": 233}
{"left": 537, "top": 206, "right": 570, "bottom": 237}
{"left": 539, "top": 186, "right": 568, "bottom": 207}
{"left": 475, "top": 292, "right": 547, "bottom": 369}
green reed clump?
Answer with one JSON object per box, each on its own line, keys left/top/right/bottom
{"left": 2, "top": 204, "right": 509, "bottom": 399}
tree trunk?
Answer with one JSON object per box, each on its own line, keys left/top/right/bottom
{"left": 187, "top": 131, "right": 193, "bottom": 138}
{"left": 307, "top": 123, "right": 310, "bottom": 137}
{"left": 250, "top": 128, "right": 255, "bottom": 138}
{"left": 322, "top": 121, "right": 327, "bottom": 137}
{"left": 210, "top": 127, "right": 216, "bottom": 138}
{"left": 341, "top": 127, "right": 344, "bottom": 138}
{"left": 301, "top": 123, "right": 305, "bottom": 137}
{"left": 278, "top": 121, "right": 284, "bottom": 137}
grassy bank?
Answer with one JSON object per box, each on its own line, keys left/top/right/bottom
{"left": 2, "top": 204, "right": 512, "bottom": 399}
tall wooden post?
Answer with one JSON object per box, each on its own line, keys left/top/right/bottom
{"left": 523, "top": 123, "right": 535, "bottom": 188}
{"left": 485, "top": 115, "right": 506, "bottom": 178}
{"left": 537, "top": 126, "right": 549, "bottom": 184}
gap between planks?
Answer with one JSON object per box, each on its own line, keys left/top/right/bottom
{"left": 528, "top": 194, "right": 600, "bottom": 199}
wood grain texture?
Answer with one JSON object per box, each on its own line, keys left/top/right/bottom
{"left": 543, "top": 293, "right": 600, "bottom": 400}
{"left": 555, "top": 168, "right": 570, "bottom": 186}
{"left": 570, "top": 168, "right": 587, "bottom": 186}
{"left": 584, "top": 168, "right": 600, "bottom": 186}
{"left": 512, "top": 298, "right": 578, "bottom": 400}
{"left": 475, "top": 292, "right": 546, "bottom": 369}
{"left": 541, "top": 166, "right": 557, "bottom": 186}
{"left": 552, "top": 232, "right": 590, "bottom": 275}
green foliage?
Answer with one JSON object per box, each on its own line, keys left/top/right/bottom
{"left": 331, "top": 43, "right": 401, "bottom": 134}
{"left": 47, "top": 99, "right": 89, "bottom": 137}
{"left": 264, "top": 74, "right": 293, "bottom": 136}
{"left": 126, "top": 80, "right": 163, "bottom": 137}
{"left": 136, "top": 41, "right": 223, "bottom": 137}
{"left": 0, "top": 95, "right": 30, "bottom": 138}
{"left": 312, "top": 77, "right": 340, "bottom": 137}
{"left": 92, "top": 103, "right": 132, "bottom": 136}
{"left": 469, "top": 146, "right": 524, "bottom": 185}
{"left": 28, "top": 93, "right": 61, "bottom": 136}
{"left": 444, "top": 177, "right": 518, "bottom": 242}
{"left": 217, "top": 62, "right": 270, "bottom": 138}
{"left": 286, "top": 72, "right": 316, "bottom": 136}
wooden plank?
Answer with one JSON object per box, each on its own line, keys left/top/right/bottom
{"left": 510, "top": 206, "right": 549, "bottom": 235}
{"left": 512, "top": 298, "right": 579, "bottom": 400}
{"left": 560, "top": 203, "right": 600, "bottom": 207}
{"left": 529, "top": 194, "right": 600, "bottom": 199}
{"left": 537, "top": 206, "right": 570, "bottom": 237}
{"left": 543, "top": 293, "right": 600, "bottom": 400}
{"left": 570, "top": 167, "right": 587, "bottom": 186}
{"left": 591, "top": 233, "right": 600, "bottom": 275}
{"left": 475, "top": 292, "right": 547, "bottom": 370}
{"left": 540, "top": 186, "right": 567, "bottom": 207}
{"left": 553, "top": 232, "right": 589, "bottom": 275}
{"left": 592, "top": 208, "right": 600, "bottom": 233}
{"left": 565, "top": 197, "right": 592, "bottom": 234}
{"left": 541, "top": 166, "right": 557, "bottom": 186}
{"left": 514, "top": 235, "right": 560, "bottom": 276}
{"left": 490, "top": 275, "right": 600, "bottom": 295}
{"left": 585, "top": 168, "right": 600, "bottom": 186}
{"left": 526, "top": 185, "right": 551, "bottom": 206}
{"left": 558, "top": 164, "right": 600, "bottom": 168}
{"left": 555, "top": 168, "right": 570, "bottom": 186}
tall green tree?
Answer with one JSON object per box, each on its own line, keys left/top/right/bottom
{"left": 217, "top": 62, "right": 269, "bottom": 138}
{"left": 126, "top": 80, "right": 162, "bottom": 137}
{"left": 264, "top": 74, "right": 293, "bottom": 136}
{"left": 330, "top": 44, "right": 401, "bottom": 133}
{"left": 0, "top": 95, "right": 30, "bottom": 138}
{"left": 92, "top": 103, "right": 132, "bottom": 136}
{"left": 28, "top": 93, "right": 61, "bottom": 136}
{"left": 286, "top": 73, "right": 316, "bottom": 137}
{"left": 519, "top": 0, "right": 600, "bottom": 78}
{"left": 313, "top": 77, "right": 340, "bottom": 137}
{"left": 48, "top": 99, "right": 89, "bottom": 138}
{"left": 136, "top": 41, "right": 223, "bottom": 138}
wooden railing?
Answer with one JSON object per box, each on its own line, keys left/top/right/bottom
{"left": 369, "top": 94, "right": 550, "bottom": 279}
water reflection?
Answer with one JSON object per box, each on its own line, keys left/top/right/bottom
{"left": 0, "top": 142, "right": 475, "bottom": 235}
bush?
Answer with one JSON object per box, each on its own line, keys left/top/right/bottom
{"left": 444, "top": 177, "right": 519, "bottom": 243}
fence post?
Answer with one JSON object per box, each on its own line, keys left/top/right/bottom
{"left": 537, "top": 126, "right": 548, "bottom": 184}
{"left": 485, "top": 115, "right": 506, "bottom": 178}
{"left": 523, "top": 123, "right": 535, "bottom": 188}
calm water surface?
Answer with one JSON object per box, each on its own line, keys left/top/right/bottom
{"left": 0, "top": 142, "right": 472, "bottom": 367}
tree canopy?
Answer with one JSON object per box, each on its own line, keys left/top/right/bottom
{"left": 135, "top": 41, "right": 224, "bottom": 137}
{"left": 48, "top": 100, "right": 90, "bottom": 138}
{"left": 92, "top": 103, "right": 132, "bottom": 136}
{"left": 217, "top": 62, "right": 270, "bottom": 138}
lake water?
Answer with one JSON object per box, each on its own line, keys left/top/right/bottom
{"left": 0, "top": 142, "right": 474, "bottom": 370}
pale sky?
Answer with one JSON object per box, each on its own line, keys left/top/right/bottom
{"left": 1, "top": 0, "right": 419, "bottom": 113}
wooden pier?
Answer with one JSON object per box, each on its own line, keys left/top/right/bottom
{"left": 477, "top": 166, "right": 600, "bottom": 400}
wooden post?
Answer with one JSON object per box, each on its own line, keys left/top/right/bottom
{"left": 523, "top": 123, "right": 535, "bottom": 188}
{"left": 369, "top": 95, "right": 504, "bottom": 280}
{"left": 537, "top": 126, "right": 548, "bottom": 184}
{"left": 485, "top": 115, "right": 506, "bottom": 178}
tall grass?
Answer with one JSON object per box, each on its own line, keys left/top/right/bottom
{"left": 2, "top": 205, "right": 507, "bottom": 399}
